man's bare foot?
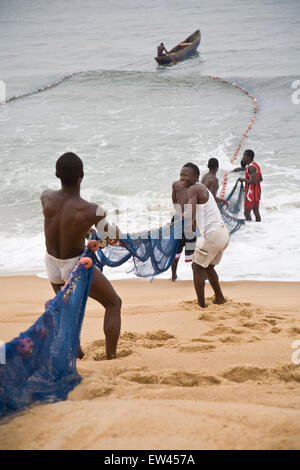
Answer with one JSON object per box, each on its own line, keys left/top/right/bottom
{"left": 171, "top": 274, "right": 177, "bottom": 282}
{"left": 213, "top": 297, "right": 227, "bottom": 305}
{"left": 77, "top": 346, "right": 85, "bottom": 359}
{"left": 106, "top": 353, "right": 117, "bottom": 360}
{"left": 198, "top": 302, "right": 208, "bottom": 308}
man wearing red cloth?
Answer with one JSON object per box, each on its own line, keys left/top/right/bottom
{"left": 238, "top": 149, "right": 263, "bottom": 222}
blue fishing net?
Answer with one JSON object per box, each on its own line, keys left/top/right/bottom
{"left": 0, "top": 182, "right": 244, "bottom": 419}
{"left": 226, "top": 179, "right": 245, "bottom": 215}
{"left": 94, "top": 182, "right": 245, "bottom": 276}
{"left": 93, "top": 219, "right": 183, "bottom": 278}
{"left": 0, "top": 252, "right": 94, "bottom": 419}
{"left": 219, "top": 180, "right": 245, "bottom": 235}
{"left": 220, "top": 206, "right": 245, "bottom": 235}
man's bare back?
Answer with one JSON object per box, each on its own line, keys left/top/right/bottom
{"left": 41, "top": 152, "right": 121, "bottom": 360}
{"left": 201, "top": 159, "right": 229, "bottom": 208}
{"left": 201, "top": 172, "right": 219, "bottom": 196}
{"left": 41, "top": 188, "right": 104, "bottom": 259}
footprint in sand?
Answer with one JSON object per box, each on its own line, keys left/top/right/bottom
{"left": 179, "top": 343, "right": 216, "bottom": 352}
{"left": 186, "top": 298, "right": 291, "bottom": 345}
{"left": 265, "top": 314, "right": 286, "bottom": 320}
{"left": 287, "top": 327, "right": 300, "bottom": 337}
{"left": 219, "top": 335, "right": 242, "bottom": 344}
{"left": 82, "top": 337, "right": 134, "bottom": 361}
{"left": 222, "top": 364, "right": 300, "bottom": 384}
{"left": 82, "top": 330, "right": 177, "bottom": 360}
{"left": 237, "top": 320, "right": 267, "bottom": 330}
{"left": 142, "top": 330, "right": 177, "bottom": 348}
{"left": 92, "top": 349, "right": 134, "bottom": 361}
{"left": 222, "top": 365, "right": 270, "bottom": 383}
{"left": 118, "top": 367, "right": 221, "bottom": 387}
{"left": 204, "top": 326, "right": 245, "bottom": 336}
{"left": 270, "top": 327, "right": 282, "bottom": 334}
{"left": 262, "top": 318, "right": 277, "bottom": 326}
{"left": 202, "top": 325, "right": 252, "bottom": 345}
{"left": 191, "top": 337, "right": 215, "bottom": 343}
{"left": 179, "top": 297, "right": 228, "bottom": 312}
{"left": 198, "top": 312, "right": 221, "bottom": 322}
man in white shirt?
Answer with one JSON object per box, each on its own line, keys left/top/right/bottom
{"left": 181, "top": 163, "right": 230, "bottom": 308}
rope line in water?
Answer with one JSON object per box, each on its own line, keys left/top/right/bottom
{"left": 1, "top": 72, "right": 78, "bottom": 104}
{"left": 204, "top": 75, "right": 258, "bottom": 198}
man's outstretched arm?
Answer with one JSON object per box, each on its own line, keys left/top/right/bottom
{"left": 239, "top": 165, "right": 258, "bottom": 184}
{"left": 231, "top": 167, "right": 244, "bottom": 173}
{"left": 89, "top": 203, "right": 121, "bottom": 241}
{"left": 206, "top": 178, "right": 229, "bottom": 208}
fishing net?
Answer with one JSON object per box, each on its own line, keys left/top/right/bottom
{"left": 93, "top": 219, "right": 183, "bottom": 278}
{"left": 0, "top": 250, "right": 94, "bottom": 419}
{"left": 94, "top": 181, "right": 245, "bottom": 276}
{"left": 0, "top": 182, "right": 245, "bottom": 418}
{"left": 219, "top": 179, "right": 245, "bottom": 235}
{"left": 225, "top": 179, "right": 245, "bottom": 215}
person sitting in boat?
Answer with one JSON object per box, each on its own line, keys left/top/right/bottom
{"left": 157, "top": 42, "right": 168, "bottom": 56}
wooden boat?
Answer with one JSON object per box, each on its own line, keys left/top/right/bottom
{"left": 155, "top": 30, "right": 201, "bottom": 65}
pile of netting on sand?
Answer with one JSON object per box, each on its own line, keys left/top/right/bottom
{"left": 0, "top": 250, "right": 94, "bottom": 418}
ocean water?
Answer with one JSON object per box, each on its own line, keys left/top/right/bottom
{"left": 0, "top": 0, "right": 300, "bottom": 281}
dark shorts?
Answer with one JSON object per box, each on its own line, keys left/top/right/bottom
{"left": 244, "top": 199, "right": 260, "bottom": 211}
{"left": 175, "top": 234, "right": 196, "bottom": 262}
{"left": 171, "top": 217, "right": 196, "bottom": 263}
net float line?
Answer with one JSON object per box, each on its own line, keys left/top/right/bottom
{"left": 205, "top": 75, "right": 258, "bottom": 198}
{"left": 0, "top": 72, "right": 81, "bottom": 105}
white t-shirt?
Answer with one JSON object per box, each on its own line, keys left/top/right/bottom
{"left": 195, "top": 184, "right": 223, "bottom": 236}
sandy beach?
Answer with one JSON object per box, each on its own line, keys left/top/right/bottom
{"left": 0, "top": 276, "right": 299, "bottom": 450}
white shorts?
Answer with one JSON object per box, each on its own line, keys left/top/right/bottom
{"left": 193, "top": 224, "right": 230, "bottom": 268}
{"left": 45, "top": 252, "right": 80, "bottom": 285}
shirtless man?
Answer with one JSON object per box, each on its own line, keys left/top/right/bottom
{"left": 41, "top": 152, "right": 121, "bottom": 360}
{"left": 171, "top": 165, "right": 196, "bottom": 281}
{"left": 201, "top": 158, "right": 229, "bottom": 208}
{"left": 180, "top": 164, "right": 230, "bottom": 308}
